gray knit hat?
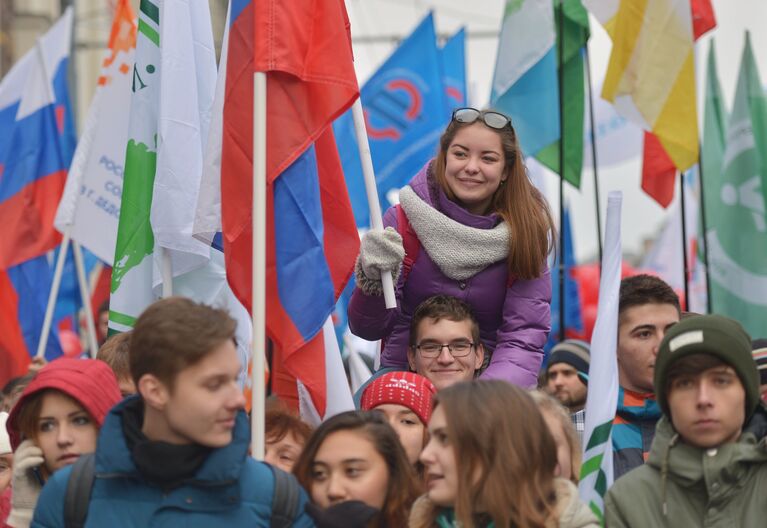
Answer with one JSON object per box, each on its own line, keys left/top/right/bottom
{"left": 546, "top": 340, "right": 590, "bottom": 385}
{"left": 655, "top": 314, "right": 759, "bottom": 418}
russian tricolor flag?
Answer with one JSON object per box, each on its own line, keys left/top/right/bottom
{"left": 0, "top": 8, "right": 75, "bottom": 383}
{"left": 220, "top": 0, "right": 360, "bottom": 416}
{"left": 0, "top": 8, "right": 76, "bottom": 270}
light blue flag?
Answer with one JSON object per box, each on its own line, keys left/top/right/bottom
{"left": 334, "top": 13, "right": 447, "bottom": 227}
{"left": 490, "top": 0, "right": 559, "bottom": 157}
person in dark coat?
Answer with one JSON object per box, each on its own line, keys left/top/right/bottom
{"left": 31, "top": 297, "right": 313, "bottom": 527}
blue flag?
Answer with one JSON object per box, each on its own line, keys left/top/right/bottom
{"left": 547, "top": 206, "right": 583, "bottom": 353}
{"left": 7, "top": 256, "right": 64, "bottom": 360}
{"left": 334, "top": 13, "right": 447, "bottom": 226}
{"left": 439, "top": 28, "right": 467, "bottom": 116}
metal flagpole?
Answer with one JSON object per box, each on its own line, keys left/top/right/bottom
{"left": 71, "top": 240, "right": 99, "bottom": 356}
{"left": 36, "top": 233, "right": 71, "bottom": 359}
{"left": 557, "top": 0, "right": 566, "bottom": 342}
{"left": 679, "top": 172, "right": 691, "bottom": 311}
{"left": 584, "top": 45, "right": 604, "bottom": 265}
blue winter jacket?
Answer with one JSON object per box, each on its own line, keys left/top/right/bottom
{"left": 31, "top": 398, "right": 314, "bottom": 527}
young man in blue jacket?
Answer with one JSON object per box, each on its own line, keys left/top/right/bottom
{"left": 32, "top": 297, "right": 313, "bottom": 527}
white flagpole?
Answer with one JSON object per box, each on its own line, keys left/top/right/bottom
{"left": 350, "top": 99, "right": 397, "bottom": 309}
{"left": 71, "top": 240, "right": 99, "bottom": 357}
{"left": 251, "top": 71, "right": 267, "bottom": 460}
{"left": 160, "top": 247, "right": 173, "bottom": 298}
{"left": 36, "top": 232, "right": 70, "bottom": 359}
{"left": 34, "top": 29, "right": 68, "bottom": 360}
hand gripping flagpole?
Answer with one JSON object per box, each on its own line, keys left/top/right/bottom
{"left": 251, "top": 71, "right": 267, "bottom": 460}
{"left": 350, "top": 100, "right": 397, "bottom": 309}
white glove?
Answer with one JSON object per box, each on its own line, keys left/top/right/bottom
{"left": 355, "top": 227, "right": 405, "bottom": 295}
{"left": 7, "top": 439, "right": 44, "bottom": 528}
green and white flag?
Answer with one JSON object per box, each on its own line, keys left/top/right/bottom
{"left": 54, "top": 0, "right": 136, "bottom": 263}
{"left": 579, "top": 191, "right": 622, "bottom": 523}
{"left": 109, "top": 0, "right": 216, "bottom": 332}
{"left": 704, "top": 32, "right": 767, "bottom": 337}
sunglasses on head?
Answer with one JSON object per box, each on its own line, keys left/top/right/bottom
{"left": 451, "top": 107, "right": 512, "bottom": 130}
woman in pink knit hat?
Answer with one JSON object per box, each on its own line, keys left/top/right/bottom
{"left": 5, "top": 358, "right": 121, "bottom": 528}
{"left": 360, "top": 371, "right": 436, "bottom": 467}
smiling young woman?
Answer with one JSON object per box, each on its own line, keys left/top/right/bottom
{"left": 349, "top": 108, "right": 555, "bottom": 390}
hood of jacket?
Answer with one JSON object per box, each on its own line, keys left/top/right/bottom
{"left": 548, "top": 478, "right": 599, "bottom": 528}
{"left": 95, "top": 395, "right": 250, "bottom": 485}
{"left": 646, "top": 414, "right": 767, "bottom": 512}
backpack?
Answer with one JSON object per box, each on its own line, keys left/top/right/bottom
{"left": 64, "top": 454, "right": 302, "bottom": 528}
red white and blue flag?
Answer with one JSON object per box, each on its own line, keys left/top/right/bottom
{"left": 0, "top": 7, "right": 76, "bottom": 270}
{"left": 0, "top": 8, "right": 75, "bottom": 382}
{"left": 220, "top": 0, "right": 360, "bottom": 417}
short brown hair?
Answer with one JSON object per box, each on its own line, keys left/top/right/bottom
{"left": 266, "top": 409, "right": 313, "bottom": 446}
{"left": 619, "top": 274, "right": 680, "bottom": 318}
{"left": 130, "top": 297, "right": 237, "bottom": 389}
{"left": 97, "top": 332, "right": 131, "bottom": 381}
{"left": 409, "top": 295, "right": 480, "bottom": 346}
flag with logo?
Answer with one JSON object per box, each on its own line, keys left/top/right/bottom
{"left": 439, "top": 28, "right": 467, "bottom": 115}
{"left": 220, "top": 0, "right": 360, "bottom": 417}
{"left": 579, "top": 192, "right": 622, "bottom": 522}
{"left": 704, "top": 32, "right": 767, "bottom": 336}
{"left": 333, "top": 13, "right": 446, "bottom": 227}
{"left": 490, "top": 0, "right": 558, "bottom": 158}
{"left": 54, "top": 0, "right": 136, "bottom": 263}
{"left": 0, "top": 7, "right": 75, "bottom": 269}
{"left": 109, "top": 0, "right": 217, "bottom": 333}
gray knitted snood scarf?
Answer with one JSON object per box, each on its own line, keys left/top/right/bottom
{"left": 398, "top": 186, "right": 510, "bottom": 280}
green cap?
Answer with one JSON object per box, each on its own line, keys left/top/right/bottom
{"left": 655, "top": 314, "right": 759, "bottom": 419}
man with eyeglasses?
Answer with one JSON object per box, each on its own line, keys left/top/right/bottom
{"left": 406, "top": 295, "right": 485, "bottom": 391}
{"left": 352, "top": 295, "right": 485, "bottom": 406}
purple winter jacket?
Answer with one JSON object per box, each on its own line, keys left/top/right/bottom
{"left": 348, "top": 162, "right": 551, "bottom": 388}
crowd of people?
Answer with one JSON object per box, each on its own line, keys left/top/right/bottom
{"left": 0, "top": 108, "right": 765, "bottom": 526}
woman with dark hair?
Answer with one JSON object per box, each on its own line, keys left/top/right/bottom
{"left": 411, "top": 381, "right": 597, "bottom": 528}
{"left": 349, "top": 108, "right": 554, "bottom": 388}
{"left": 293, "top": 410, "right": 420, "bottom": 527}
{"left": 5, "top": 359, "right": 121, "bottom": 528}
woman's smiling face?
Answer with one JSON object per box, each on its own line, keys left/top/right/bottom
{"left": 443, "top": 122, "right": 506, "bottom": 215}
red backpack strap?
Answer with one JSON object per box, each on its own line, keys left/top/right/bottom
{"left": 395, "top": 204, "right": 420, "bottom": 285}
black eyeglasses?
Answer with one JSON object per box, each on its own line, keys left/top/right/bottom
{"left": 452, "top": 107, "right": 512, "bottom": 130}
{"left": 414, "top": 341, "right": 477, "bottom": 358}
